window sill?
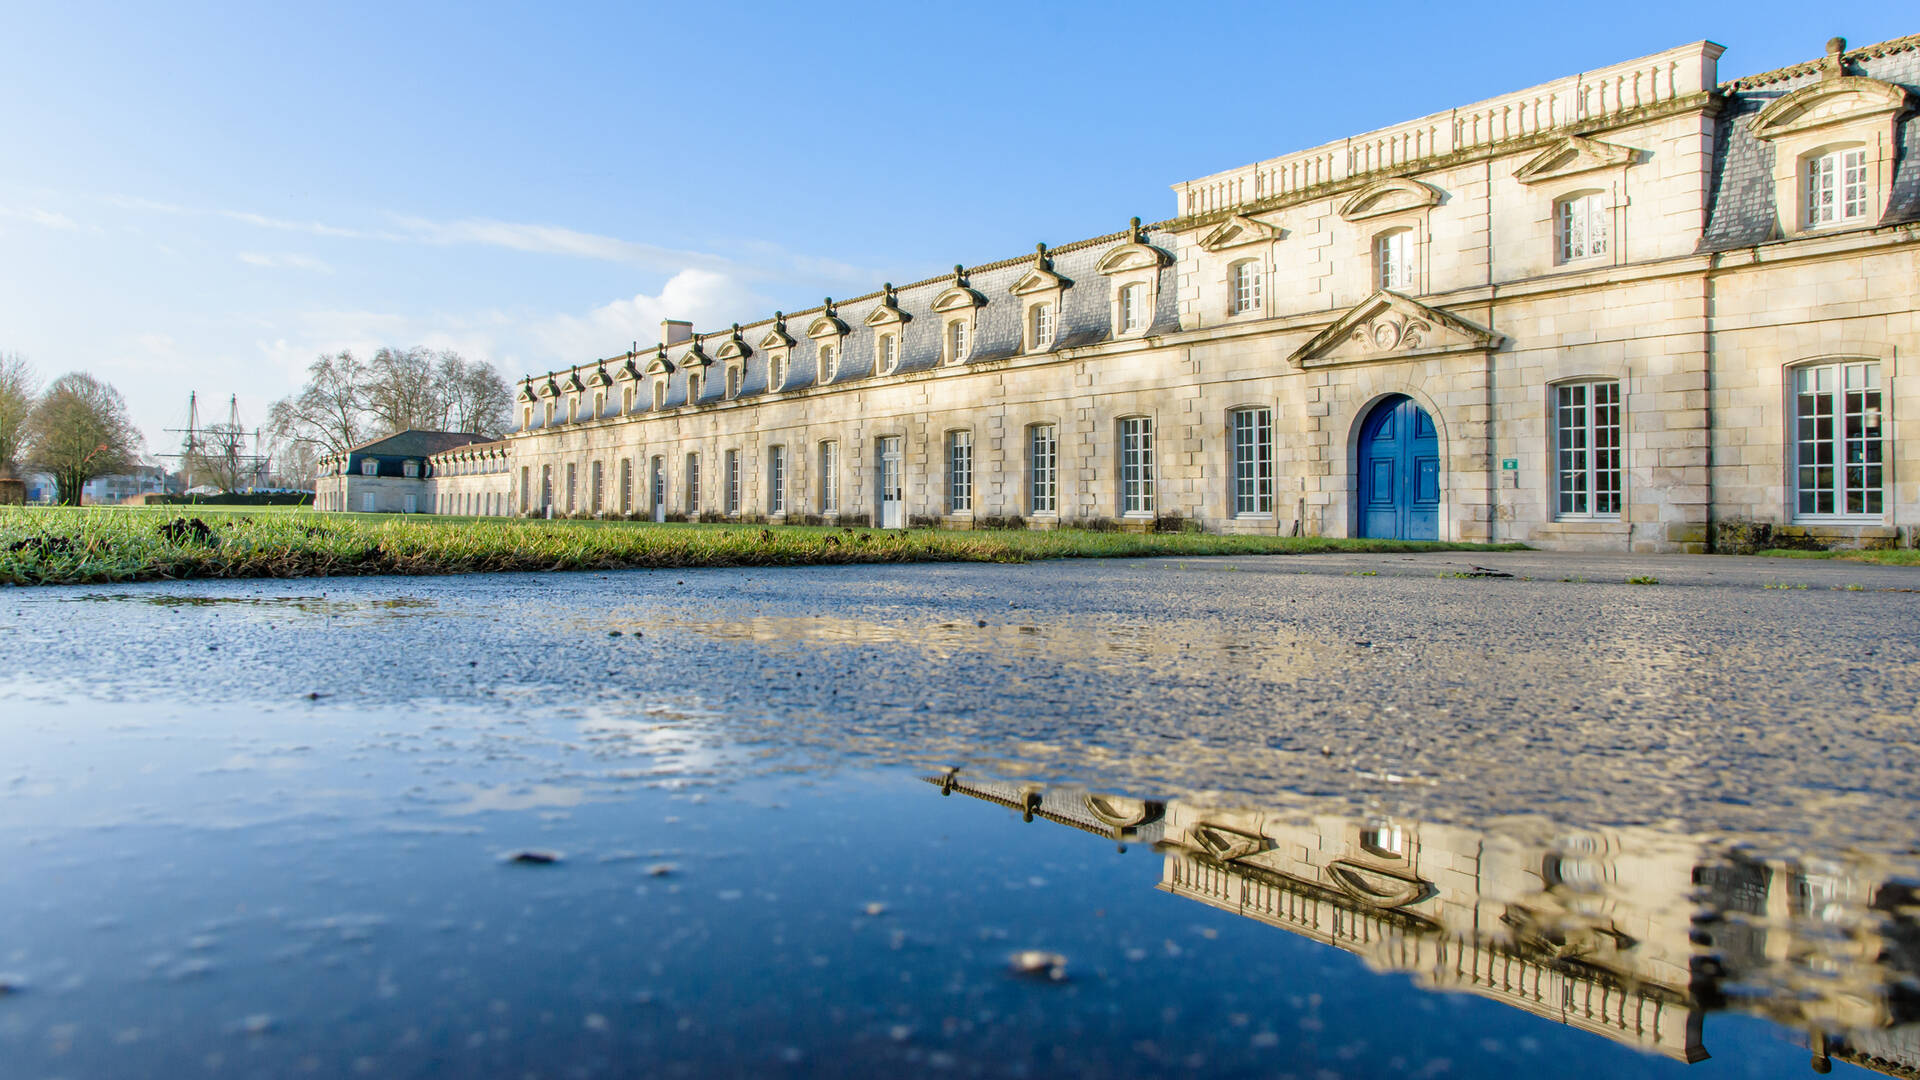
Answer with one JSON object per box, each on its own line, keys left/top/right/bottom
{"left": 1233, "top": 512, "right": 1275, "bottom": 521}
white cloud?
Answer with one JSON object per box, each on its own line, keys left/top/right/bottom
{"left": 0, "top": 205, "right": 85, "bottom": 231}
{"left": 238, "top": 252, "right": 333, "bottom": 273}
{"left": 529, "top": 269, "right": 764, "bottom": 368}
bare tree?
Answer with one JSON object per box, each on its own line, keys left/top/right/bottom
{"left": 365, "top": 346, "right": 443, "bottom": 434}
{"left": 23, "top": 372, "right": 142, "bottom": 505}
{"left": 181, "top": 421, "right": 258, "bottom": 493}
{"left": 267, "top": 350, "right": 368, "bottom": 462}
{"left": 0, "top": 351, "right": 37, "bottom": 479}
{"left": 268, "top": 439, "right": 319, "bottom": 489}
{"left": 437, "top": 352, "right": 511, "bottom": 437}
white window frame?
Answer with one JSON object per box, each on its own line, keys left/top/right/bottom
{"left": 1228, "top": 260, "right": 1262, "bottom": 315}
{"left": 1029, "top": 303, "right": 1054, "bottom": 350}
{"left": 362, "top": 492, "right": 376, "bottom": 512}
{"left": 685, "top": 452, "right": 700, "bottom": 514}
{"left": 725, "top": 366, "right": 741, "bottom": 400}
{"left": 1792, "top": 359, "right": 1885, "bottom": 520}
{"left": 1119, "top": 283, "right": 1144, "bottom": 333}
{"left": 1029, "top": 423, "right": 1057, "bottom": 515}
{"left": 565, "top": 462, "right": 577, "bottom": 512}
{"left": 819, "top": 441, "right": 839, "bottom": 513}
{"left": 769, "top": 352, "right": 788, "bottom": 391}
{"left": 1553, "top": 380, "right": 1623, "bottom": 520}
{"left": 1120, "top": 416, "right": 1155, "bottom": 516}
{"left": 768, "top": 445, "right": 787, "bottom": 515}
{"left": 946, "top": 319, "right": 971, "bottom": 364}
{"left": 620, "top": 458, "right": 633, "bottom": 514}
{"left": 946, "top": 430, "right": 973, "bottom": 514}
{"left": 652, "top": 379, "right": 666, "bottom": 411}
{"left": 819, "top": 343, "right": 838, "bottom": 383}
{"left": 591, "top": 459, "right": 604, "bottom": 513}
{"left": 687, "top": 372, "right": 702, "bottom": 404}
{"left": 1805, "top": 147, "right": 1870, "bottom": 228}
{"left": 1375, "top": 229, "right": 1413, "bottom": 291}
{"left": 877, "top": 333, "right": 898, "bottom": 375}
{"left": 724, "top": 449, "right": 740, "bottom": 514}
{"left": 1229, "top": 408, "right": 1273, "bottom": 516}
{"left": 1556, "top": 191, "right": 1609, "bottom": 264}
{"left": 361, "top": 458, "right": 377, "bottom": 476}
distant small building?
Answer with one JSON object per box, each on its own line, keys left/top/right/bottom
{"left": 313, "top": 430, "right": 495, "bottom": 513}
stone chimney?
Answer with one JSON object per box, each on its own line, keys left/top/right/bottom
{"left": 661, "top": 319, "right": 693, "bottom": 346}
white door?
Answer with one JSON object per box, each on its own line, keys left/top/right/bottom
{"left": 877, "top": 436, "right": 904, "bottom": 529}
{"left": 362, "top": 493, "right": 376, "bottom": 512}
{"left": 651, "top": 458, "right": 666, "bottom": 523}
{"left": 404, "top": 494, "right": 417, "bottom": 514}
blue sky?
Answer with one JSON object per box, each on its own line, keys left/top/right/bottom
{"left": 2, "top": 1, "right": 1912, "bottom": 447}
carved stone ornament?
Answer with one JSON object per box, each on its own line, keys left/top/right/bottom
{"left": 1288, "top": 290, "right": 1501, "bottom": 369}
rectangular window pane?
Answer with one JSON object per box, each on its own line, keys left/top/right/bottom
{"left": 820, "top": 442, "right": 839, "bottom": 513}
{"left": 947, "top": 431, "right": 972, "bottom": 513}
{"left": 1231, "top": 408, "right": 1273, "bottom": 515}
{"left": 1795, "top": 362, "right": 1882, "bottom": 518}
{"left": 725, "top": 450, "right": 739, "bottom": 513}
{"left": 769, "top": 446, "right": 786, "bottom": 514}
{"left": 1556, "top": 381, "right": 1622, "bottom": 519}
{"left": 1030, "top": 425, "right": 1056, "bottom": 514}
{"left": 1121, "top": 417, "right": 1155, "bottom": 515}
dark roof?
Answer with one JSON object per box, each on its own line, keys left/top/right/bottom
{"left": 346, "top": 430, "right": 494, "bottom": 458}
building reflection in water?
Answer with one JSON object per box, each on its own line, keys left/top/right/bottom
{"left": 931, "top": 769, "right": 1920, "bottom": 1075}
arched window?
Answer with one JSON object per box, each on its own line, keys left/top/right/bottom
{"left": 653, "top": 379, "right": 666, "bottom": 411}
{"left": 593, "top": 391, "right": 605, "bottom": 418}
{"left": 1374, "top": 229, "right": 1413, "bottom": 290}
{"left": 725, "top": 366, "right": 741, "bottom": 399}
{"left": 1555, "top": 192, "right": 1609, "bottom": 263}
{"left": 1119, "top": 283, "right": 1145, "bottom": 333}
{"left": 878, "top": 333, "right": 898, "bottom": 375}
{"left": 622, "top": 386, "right": 634, "bottom": 414}
{"left": 819, "top": 343, "right": 838, "bottom": 383}
{"left": 1029, "top": 303, "right": 1054, "bottom": 349}
{"left": 543, "top": 401, "right": 555, "bottom": 426}
{"left": 770, "top": 353, "right": 787, "bottom": 390}
{"left": 1228, "top": 260, "right": 1262, "bottom": 315}
{"left": 1805, "top": 146, "right": 1869, "bottom": 227}
{"left": 1792, "top": 359, "right": 1884, "bottom": 518}
{"left": 687, "top": 372, "right": 702, "bottom": 403}
{"left": 522, "top": 406, "right": 532, "bottom": 430}
{"left": 566, "top": 397, "right": 578, "bottom": 423}
{"left": 947, "top": 320, "right": 970, "bottom": 363}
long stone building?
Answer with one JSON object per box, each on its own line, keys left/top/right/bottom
{"left": 324, "top": 31, "right": 1920, "bottom": 553}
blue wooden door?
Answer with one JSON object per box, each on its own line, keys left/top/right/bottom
{"left": 1358, "top": 395, "right": 1440, "bottom": 540}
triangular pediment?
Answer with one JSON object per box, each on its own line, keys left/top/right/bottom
{"left": 1009, "top": 266, "right": 1070, "bottom": 296}
{"left": 805, "top": 313, "right": 848, "bottom": 339}
{"left": 535, "top": 377, "right": 560, "bottom": 398}
{"left": 585, "top": 365, "right": 613, "bottom": 388}
{"left": 1288, "top": 291, "right": 1501, "bottom": 369}
{"left": 1339, "top": 178, "right": 1443, "bottom": 222}
{"left": 757, "top": 325, "right": 795, "bottom": 350}
{"left": 560, "top": 371, "right": 586, "bottom": 394}
{"left": 1096, "top": 240, "right": 1172, "bottom": 274}
{"left": 1752, "top": 76, "right": 1911, "bottom": 141}
{"left": 679, "top": 340, "right": 713, "bottom": 368}
{"left": 931, "top": 285, "right": 984, "bottom": 312}
{"left": 1197, "top": 214, "right": 1282, "bottom": 252}
{"left": 644, "top": 351, "right": 676, "bottom": 377}
{"left": 611, "top": 358, "right": 642, "bottom": 382}
{"left": 516, "top": 383, "right": 538, "bottom": 403}
{"left": 1514, "top": 136, "right": 1639, "bottom": 185}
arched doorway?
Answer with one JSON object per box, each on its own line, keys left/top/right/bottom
{"left": 1357, "top": 395, "right": 1440, "bottom": 540}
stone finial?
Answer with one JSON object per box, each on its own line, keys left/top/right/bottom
{"left": 823, "top": 296, "right": 834, "bottom": 314}
{"left": 953, "top": 264, "right": 966, "bottom": 285}
{"left": 1129, "top": 216, "right": 1142, "bottom": 241}
{"left": 1823, "top": 36, "right": 1847, "bottom": 79}
{"left": 731, "top": 322, "right": 742, "bottom": 338}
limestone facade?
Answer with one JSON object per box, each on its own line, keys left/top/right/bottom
{"left": 376, "top": 32, "right": 1920, "bottom": 552}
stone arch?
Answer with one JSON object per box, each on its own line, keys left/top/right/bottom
{"left": 1338, "top": 381, "right": 1452, "bottom": 540}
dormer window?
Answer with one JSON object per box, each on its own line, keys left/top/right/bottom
{"left": 687, "top": 372, "right": 702, "bottom": 403}
{"left": 622, "top": 386, "right": 635, "bottom": 414}
{"left": 1806, "top": 148, "right": 1869, "bottom": 227}
{"left": 653, "top": 379, "right": 666, "bottom": 410}
{"left": 403, "top": 460, "right": 419, "bottom": 478}
{"left": 543, "top": 401, "right": 555, "bottom": 426}
{"left": 1556, "top": 192, "right": 1609, "bottom": 263}
{"left": 819, "top": 343, "right": 838, "bottom": 383}
{"left": 1229, "top": 260, "right": 1262, "bottom": 315}
{"left": 725, "top": 366, "right": 741, "bottom": 400}
{"left": 1119, "top": 284, "right": 1145, "bottom": 333}
{"left": 770, "top": 353, "right": 787, "bottom": 390}
{"left": 947, "top": 320, "right": 970, "bottom": 363}
{"left": 522, "top": 406, "right": 532, "bottom": 430}
{"left": 360, "top": 458, "right": 377, "bottom": 476}
{"left": 877, "top": 333, "right": 898, "bottom": 375}
{"left": 1375, "top": 229, "right": 1413, "bottom": 291}
{"left": 593, "top": 391, "right": 605, "bottom": 418}
{"left": 1029, "top": 303, "right": 1054, "bottom": 350}
{"left": 566, "top": 397, "right": 578, "bottom": 423}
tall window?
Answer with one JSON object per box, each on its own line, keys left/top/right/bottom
{"left": 1120, "top": 416, "right": 1155, "bottom": 515}
{"left": 685, "top": 452, "right": 700, "bottom": 513}
{"left": 567, "top": 398, "right": 578, "bottom": 423}
{"left": 768, "top": 445, "right": 787, "bottom": 515}
{"left": 1555, "top": 382, "right": 1622, "bottom": 518}
{"left": 770, "top": 354, "right": 787, "bottom": 390}
{"left": 1229, "top": 261, "right": 1262, "bottom": 315}
{"left": 724, "top": 450, "right": 740, "bottom": 514}
{"left": 1030, "top": 303, "right": 1054, "bottom": 349}
{"left": 819, "top": 344, "right": 837, "bottom": 383}
{"left": 522, "top": 406, "right": 533, "bottom": 430}
{"left": 622, "top": 386, "right": 635, "bottom": 414}
{"left": 947, "top": 430, "right": 973, "bottom": 513}
{"left": 879, "top": 334, "right": 898, "bottom": 374}
{"left": 566, "top": 463, "right": 577, "bottom": 512}
{"left": 948, "top": 320, "right": 970, "bottom": 363}
{"left": 360, "top": 458, "right": 376, "bottom": 476}
{"left": 1806, "top": 148, "right": 1869, "bottom": 227}
{"left": 594, "top": 391, "right": 605, "bottom": 418}
{"left": 590, "top": 460, "right": 604, "bottom": 513}
{"left": 1119, "top": 284, "right": 1145, "bottom": 333}
{"left": 653, "top": 380, "right": 666, "bottom": 410}
{"left": 540, "top": 465, "right": 552, "bottom": 510}
{"left": 403, "top": 460, "right": 419, "bottom": 478}
{"left": 520, "top": 466, "right": 530, "bottom": 513}
{"left": 1230, "top": 408, "right": 1273, "bottom": 515}
{"left": 687, "top": 372, "right": 702, "bottom": 403}
{"left": 819, "top": 441, "right": 839, "bottom": 513}
{"left": 544, "top": 401, "right": 555, "bottom": 426}
{"left": 726, "top": 367, "right": 741, "bottom": 399}
{"left": 620, "top": 458, "right": 632, "bottom": 513}
{"left": 1376, "top": 229, "right": 1413, "bottom": 290}
{"left": 1557, "top": 193, "right": 1609, "bottom": 263}
{"left": 1794, "top": 360, "right": 1883, "bottom": 517}
{"left": 1029, "top": 423, "right": 1057, "bottom": 514}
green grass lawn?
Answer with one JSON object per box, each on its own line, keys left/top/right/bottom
{"left": 0, "top": 505, "right": 1526, "bottom": 586}
{"left": 1753, "top": 547, "right": 1920, "bottom": 566}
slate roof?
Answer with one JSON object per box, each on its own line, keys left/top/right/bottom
{"left": 1704, "top": 35, "right": 1920, "bottom": 250}
{"left": 346, "top": 430, "right": 495, "bottom": 458}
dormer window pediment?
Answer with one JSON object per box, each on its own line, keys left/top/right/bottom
{"left": 644, "top": 350, "right": 676, "bottom": 377}
{"left": 714, "top": 337, "right": 752, "bottom": 363}
{"left": 1514, "top": 136, "right": 1640, "bottom": 185}
{"left": 863, "top": 297, "right": 912, "bottom": 328}
{"left": 560, "top": 371, "right": 586, "bottom": 394}
{"left": 516, "top": 383, "right": 538, "bottom": 403}
{"left": 585, "top": 366, "right": 613, "bottom": 388}
{"left": 805, "top": 312, "right": 849, "bottom": 339}
{"left": 612, "top": 358, "right": 642, "bottom": 382}
{"left": 931, "top": 285, "right": 985, "bottom": 312}
{"left": 1197, "top": 214, "right": 1283, "bottom": 252}
{"left": 757, "top": 327, "right": 795, "bottom": 350}
{"left": 1009, "top": 266, "right": 1071, "bottom": 295}
{"left": 1338, "top": 178, "right": 1444, "bottom": 222}
{"left": 536, "top": 377, "right": 560, "bottom": 399}
{"left": 680, "top": 339, "right": 713, "bottom": 368}
{"left": 1751, "top": 76, "right": 1911, "bottom": 142}
{"left": 1096, "top": 240, "right": 1172, "bottom": 274}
